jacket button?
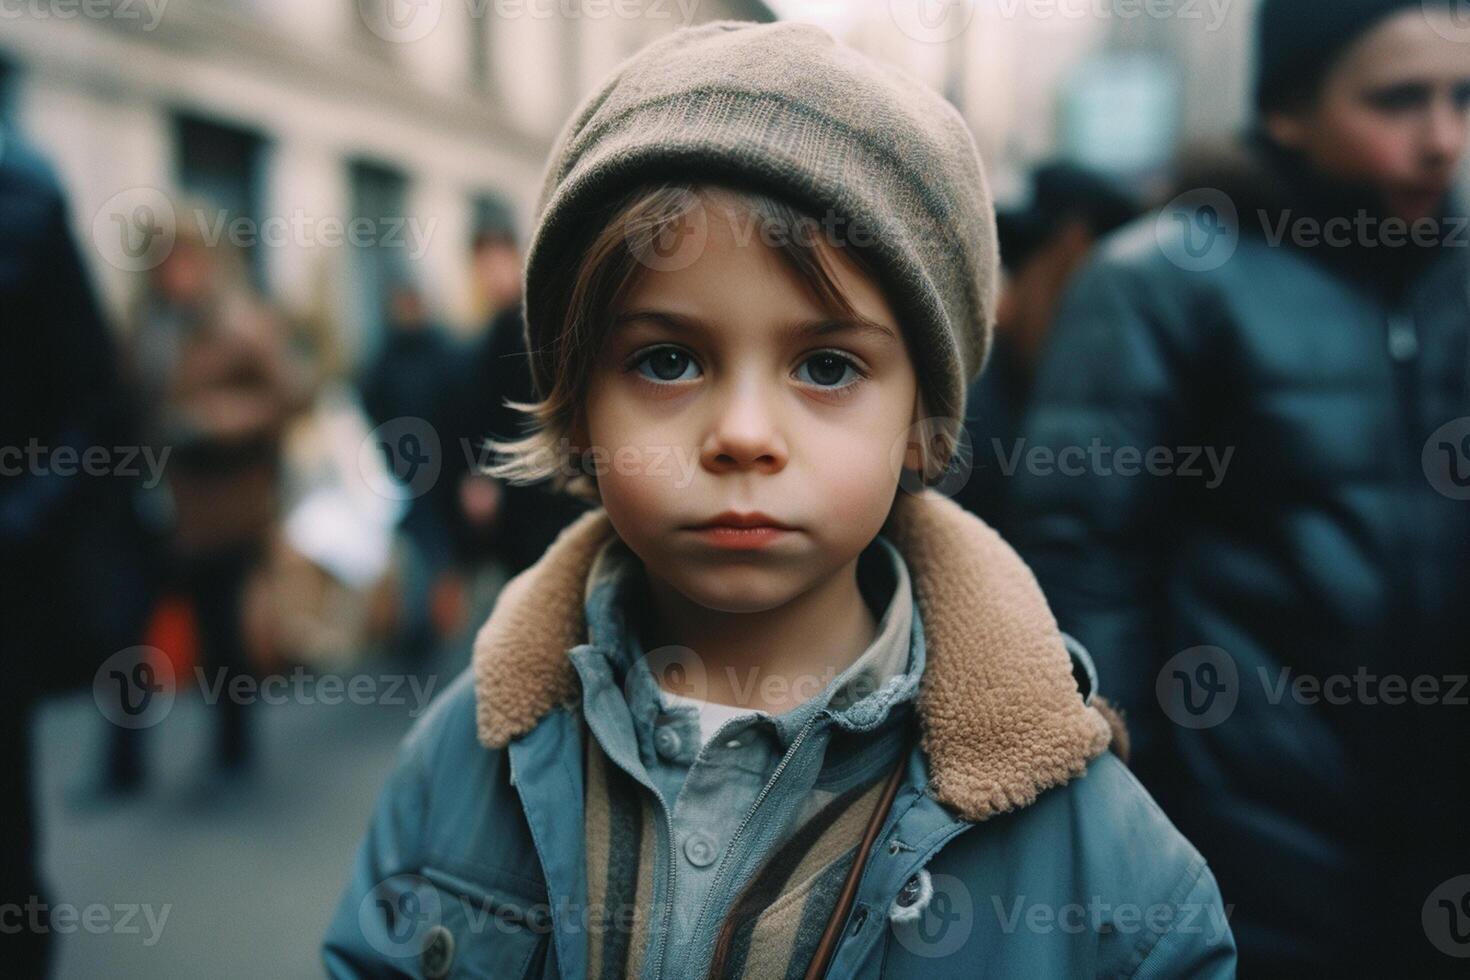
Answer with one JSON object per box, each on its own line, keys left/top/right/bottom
{"left": 654, "top": 725, "right": 683, "bottom": 760}
{"left": 420, "top": 924, "right": 454, "bottom": 978}
{"left": 683, "top": 831, "right": 719, "bottom": 867}
{"left": 896, "top": 874, "right": 922, "bottom": 907}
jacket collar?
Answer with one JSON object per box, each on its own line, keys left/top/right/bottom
{"left": 473, "top": 490, "right": 1112, "bottom": 822}
{"left": 578, "top": 531, "right": 922, "bottom": 749}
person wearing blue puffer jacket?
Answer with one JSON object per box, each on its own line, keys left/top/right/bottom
{"left": 1010, "top": 1, "right": 1470, "bottom": 975}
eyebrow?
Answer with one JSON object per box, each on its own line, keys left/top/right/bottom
{"left": 612, "top": 309, "right": 901, "bottom": 346}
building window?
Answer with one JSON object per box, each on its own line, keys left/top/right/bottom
{"left": 173, "top": 112, "right": 269, "bottom": 287}
{"left": 348, "top": 158, "right": 410, "bottom": 360}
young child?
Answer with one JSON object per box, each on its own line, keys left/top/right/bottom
{"left": 324, "top": 21, "right": 1235, "bottom": 979}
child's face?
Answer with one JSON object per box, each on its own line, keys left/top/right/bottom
{"left": 583, "top": 190, "right": 920, "bottom": 614}
{"left": 1267, "top": 8, "right": 1470, "bottom": 222}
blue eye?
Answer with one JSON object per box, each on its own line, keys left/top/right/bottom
{"left": 635, "top": 346, "right": 700, "bottom": 383}
{"left": 796, "top": 352, "right": 862, "bottom": 388}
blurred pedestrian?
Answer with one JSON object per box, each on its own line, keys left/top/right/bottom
{"left": 126, "top": 225, "right": 302, "bottom": 782}
{"left": 1011, "top": 1, "right": 1470, "bottom": 974}
{"left": 358, "top": 280, "right": 467, "bottom": 652}
{"left": 0, "top": 127, "right": 154, "bottom": 976}
{"left": 954, "top": 162, "right": 1139, "bottom": 531}
{"left": 451, "top": 218, "right": 591, "bottom": 578}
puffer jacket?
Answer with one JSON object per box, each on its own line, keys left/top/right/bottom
{"left": 324, "top": 491, "right": 1235, "bottom": 978}
{"left": 1009, "top": 137, "right": 1470, "bottom": 976}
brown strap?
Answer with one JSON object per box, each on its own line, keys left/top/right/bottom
{"left": 803, "top": 752, "right": 907, "bottom": 980}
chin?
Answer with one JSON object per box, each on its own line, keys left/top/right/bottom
{"left": 664, "top": 566, "right": 801, "bottom": 615}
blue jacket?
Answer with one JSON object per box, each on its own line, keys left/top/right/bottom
{"left": 325, "top": 492, "right": 1236, "bottom": 978}
{"left": 1008, "top": 138, "right": 1470, "bottom": 974}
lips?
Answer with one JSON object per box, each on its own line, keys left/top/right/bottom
{"left": 688, "top": 511, "right": 798, "bottom": 530}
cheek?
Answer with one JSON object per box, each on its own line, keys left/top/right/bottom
{"left": 796, "top": 404, "right": 910, "bottom": 521}
{"left": 1319, "top": 107, "right": 1420, "bottom": 181}
{"left": 584, "top": 382, "right": 694, "bottom": 531}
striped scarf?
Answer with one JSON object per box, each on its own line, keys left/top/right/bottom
{"left": 582, "top": 720, "right": 898, "bottom": 980}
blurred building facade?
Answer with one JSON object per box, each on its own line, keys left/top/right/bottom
{"left": 771, "top": 0, "right": 1261, "bottom": 201}
{"left": 10, "top": 0, "right": 1462, "bottom": 357}
{"left": 0, "top": 0, "right": 773, "bottom": 359}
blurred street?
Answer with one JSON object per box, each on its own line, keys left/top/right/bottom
{"left": 34, "top": 654, "right": 459, "bottom": 979}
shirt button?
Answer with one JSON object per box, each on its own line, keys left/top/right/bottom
{"left": 653, "top": 725, "right": 682, "bottom": 760}
{"left": 420, "top": 924, "right": 454, "bottom": 978}
{"left": 683, "top": 831, "right": 719, "bottom": 867}
{"left": 724, "top": 734, "right": 745, "bottom": 749}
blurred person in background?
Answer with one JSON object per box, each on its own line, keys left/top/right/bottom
{"left": 1010, "top": 1, "right": 1470, "bottom": 974}
{"left": 255, "top": 286, "right": 406, "bottom": 671}
{"left": 953, "top": 161, "right": 1140, "bottom": 532}
{"left": 452, "top": 216, "right": 591, "bottom": 579}
{"left": 358, "top": 280, "right": 468, "bottom": 654}
{"left": 0, "top": 128, "right": 154, "bottom": 975}
{"left": 125, "top": 224, "right": 303, "bottom": 787}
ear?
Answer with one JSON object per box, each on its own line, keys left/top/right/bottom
{"left": 901, "top": 394, "right": 929, "bottom": 475}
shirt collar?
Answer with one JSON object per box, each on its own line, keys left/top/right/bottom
{"left": 577, "top": 532, "right": 924, "bottom": 749}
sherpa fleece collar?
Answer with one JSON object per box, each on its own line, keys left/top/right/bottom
{"left": 472, "top": 490, "right": 1113, "bottom": 823}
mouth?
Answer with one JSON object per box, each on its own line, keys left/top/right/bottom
{"left": 687, "top": 511, "right": 799, "bottom": 531}
{"left": 683, "top": 511, "right": 799, "bottom": 550}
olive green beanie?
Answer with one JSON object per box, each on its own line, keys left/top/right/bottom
{"left": 522, "top": 19, "right": 998, "bottom": 446}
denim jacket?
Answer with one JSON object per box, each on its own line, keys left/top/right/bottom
{"left": 325, "top": 491, "right": 1237, "bottom": 978}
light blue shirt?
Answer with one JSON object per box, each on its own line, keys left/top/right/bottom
{"left": 566, "top": 532, "right": 926, "bottom": 979}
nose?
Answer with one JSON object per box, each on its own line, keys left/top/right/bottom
{"left": 1423, "top": 97, "right": 1469, "bottom": 167}
{"left": 699, "top": 374, "right": 788, "bottom": 475}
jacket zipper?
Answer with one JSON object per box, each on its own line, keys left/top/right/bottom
{"left": 653, "top": 710, "right": 824, "bottom": 980}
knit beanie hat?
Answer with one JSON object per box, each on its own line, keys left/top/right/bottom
{"left": 1255, "top": 0, "right": 1452, "bottom": 114}
{"left": 522, "top": 20, "right": 998, "bottom": 452}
